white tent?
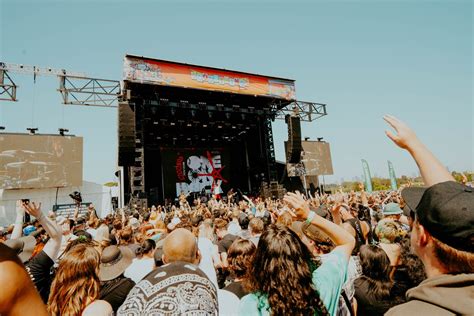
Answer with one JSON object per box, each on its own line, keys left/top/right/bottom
{"left": 0, "top": 181, "right": 117, "bottom": 227}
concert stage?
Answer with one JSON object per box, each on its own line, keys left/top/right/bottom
{"left": 118, "top": 55, "right": 324, "bottom": 206}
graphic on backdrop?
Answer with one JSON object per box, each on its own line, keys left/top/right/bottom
{"left": 161, "top": 148, "right": 230, "bottom": 198}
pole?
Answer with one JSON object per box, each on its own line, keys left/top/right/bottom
{"left": 302, "top": 175, "right": 308, "bottom": 198}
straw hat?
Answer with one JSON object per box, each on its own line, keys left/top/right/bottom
{"left": 99, "top": 245, "right": 134, "bottom": 281}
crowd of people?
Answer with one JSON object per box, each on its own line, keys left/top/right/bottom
{"left": 0, "top": 115, "right": 472, "bottom": 316}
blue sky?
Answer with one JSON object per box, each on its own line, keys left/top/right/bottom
{"left": 1, "top": 0, "right": 472, "bottom": 185}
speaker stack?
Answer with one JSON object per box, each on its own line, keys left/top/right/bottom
{"left": 118, "top": 102, "right": 136, "bottom": 166}
{"left": 285, "top": 114, "right": 302, "bottom": 164}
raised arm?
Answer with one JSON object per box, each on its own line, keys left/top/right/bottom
{"left": 359, "top": 183, "right": 369, "bottom": 206}
{"left": 22, "top": 202, "right": 62, "bottom": 261}
{"left": 384, "top": 115, "right": 454, "bottom": 186}
{"left": 11, "top": 200, "right": 25, "bottom": 239}
{"left": 284, "top": 192, "right": 355, "bottom": 261}
{"left": 242, "top": 194, "right": 255, "bottom": 207}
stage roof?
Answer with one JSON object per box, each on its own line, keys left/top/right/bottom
{"left": 123, "top": 54, "right": 296, "bottom": 101}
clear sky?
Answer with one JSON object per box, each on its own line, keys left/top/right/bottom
{"left": 1, "top": 0, "right": 472, "bottom": 185}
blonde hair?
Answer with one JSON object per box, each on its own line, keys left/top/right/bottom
{"left": 47, "top": 244, "right": 101, "bottom": 316}
{"left": 95, "top": 224, "right": 110, "bottom": 243}
{"left": 277, "top": 211, "right": 293, "bottom": 227}
{"left": 376, "top": 219, "right": 403, "bottom": 243}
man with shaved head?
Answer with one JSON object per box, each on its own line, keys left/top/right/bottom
{"left": 162, "top": 228, "right": 200, "bottom": 264}
{"left": 118, "top": 228, "right": 218, "bottom": 315}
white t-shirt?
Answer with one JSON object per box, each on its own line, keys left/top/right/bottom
{"left": 86, "top": 228, "right": 97, "bottom": 239}
{"left": 228, "top": 221, "right": 241, "bottom": 235}
{"left": 124, "top": 258, "right": 155, "bottom": 283}
{"left": 198, "top": 237, "right": 218, "bottom": 289}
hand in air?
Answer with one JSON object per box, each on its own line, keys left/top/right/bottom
{"left": 283, "top": 191, "right": 310, "bottom": 220}
{"left": 384, "top": 115, "right": 419, "bottom": 150}
{"left": 22, "top": 201, "right": 42, "bottom": 218}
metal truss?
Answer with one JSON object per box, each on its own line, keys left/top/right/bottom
{"left": 0, "top": 69, "right": 17, "bottom": 101}
{"left": 275, "top": 100, "right": 327, "bottom": 122}
{"left": 58, "top": 75, "right": 121, "bottom": 107}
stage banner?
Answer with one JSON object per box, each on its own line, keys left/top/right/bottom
{"left": 361, "top": 159, "right": 373, "bottom": 193}
{"left": 124, "top": 56, "right": 296, "bottom": 100}
{"left": 161, "top": 148, "right": 231, "bottom": 198}
{"left": 388, "top": 160, "right": 398, "bottom": 191}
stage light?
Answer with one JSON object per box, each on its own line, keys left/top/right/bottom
{"left": 0, "top": 126, "right": 5, "bottom": 130}
{"left": 58, "top": 128, "right": 69, "bottom": 136}
{"left": 232, "top": 125, "right": 236, "bottom": 129}
{"left": 317, "top": 137, "right": 324, "bottom": 142}
{"left": 187, "top": 123, "right": 192, "bottom": 127}
{"left": 170, "top": 122, "right": 175, "bottom": 126}
{"left": 203, "top": 124, "right": 208, "bottom": 128}
{"left": 304, "top": 137, "right": 310, "bottom": 141}
{"left": 27, "top": 127, "right": 38, "bottom": 135}
{"left": 217, "top": 125, "right": 223, "bottom": 129}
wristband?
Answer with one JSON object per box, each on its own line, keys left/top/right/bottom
{"left": 305, "top": 211, "right": 316, "bottom": 225}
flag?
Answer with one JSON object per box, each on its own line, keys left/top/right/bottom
{"left": 361, "top": 159, "right": 373, "bottom": 193}
{"left": 388, "top": 160, "right": 398, "bottom": 191}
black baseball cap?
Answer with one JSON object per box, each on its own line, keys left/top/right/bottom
{"left": 402, "top": 181, "right": 473, "bottom": 252}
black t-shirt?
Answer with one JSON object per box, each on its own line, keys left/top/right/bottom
{"left": 25, "top": 250, "right": 54, "bottom": 303}
{"left": 354, "top": 277, "right": 404, "bottom": 316}
{"left": 217, "top": 234, "right": 238, "bottom": 253}
{"left": 223, "top": 281, "right": 247, "bottom": 299}
{"left": 100, "top": 275, "right": 136, "bottom": 312}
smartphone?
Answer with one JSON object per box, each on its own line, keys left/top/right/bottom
{"left": 21, "top": 199, "right": 30, "bottom": 205}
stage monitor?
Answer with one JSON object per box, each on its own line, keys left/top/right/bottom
{"left": 0, "top": 133, "right": 83, "bottom": 189}
{"left": 286, "top": 141, "right": 333, "bottom": 176}
{"left": 160, "top": 147, "right": 231, "bottom": 198}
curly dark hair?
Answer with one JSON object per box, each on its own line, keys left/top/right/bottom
{"left": 244, "top": 224, "right": 329, "bottom": 315}
{"left": 227, "top": 238, "right": 256, "bottom": 279}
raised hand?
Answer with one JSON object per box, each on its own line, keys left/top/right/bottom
{"left": 283, "top": 191, "right": 310, "bottom": 220}
{"left": 383, "top": 115, "right": 419, "bottom": 150}
{"left": 334, "top": 191, "right": 344, "bottom": 204}
{"left": 22, "top": 201, "right": 42, "bottom": 219}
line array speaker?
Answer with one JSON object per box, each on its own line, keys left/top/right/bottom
{"left": 285, "top": 114, "right": 302, "bottom": 163}
{"left": 118, "top": 101, "right": 136, "bottom": 166}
